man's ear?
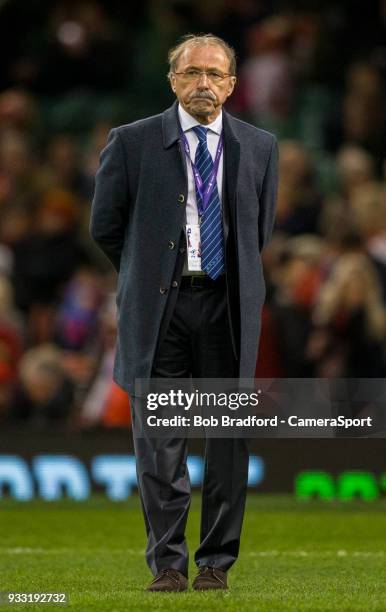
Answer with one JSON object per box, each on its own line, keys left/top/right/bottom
{"left": 169, "top": 75, "right": 176, "bottom": 93}
{"left": 227, "top": 76, "right": 236, "bottom": 98}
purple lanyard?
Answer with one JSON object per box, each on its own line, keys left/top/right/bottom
{"left": 181, "top": 131, "right": 223, "bottom": 217}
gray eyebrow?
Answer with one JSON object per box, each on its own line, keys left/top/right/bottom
{"left": 183, "top": 65, "right": 225, "bottom": 71}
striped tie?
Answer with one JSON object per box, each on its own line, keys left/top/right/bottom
{"left": 192, "top": 125, "right": 225, "bottom": 280}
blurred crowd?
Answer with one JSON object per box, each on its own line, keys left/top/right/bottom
{"left": 0, "top": 0, "right": 385, "bottom": 428}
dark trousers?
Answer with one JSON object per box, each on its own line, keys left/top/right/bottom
{"left": 130, "top": 277, "right": 249, "bottom": 577}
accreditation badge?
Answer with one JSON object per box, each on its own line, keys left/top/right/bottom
{"left": 186, "top": 224, "right": 202, "bottom": 271}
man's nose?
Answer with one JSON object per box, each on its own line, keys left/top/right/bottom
{"left": 197, "top": 71, "right": 210, "bottom": 86}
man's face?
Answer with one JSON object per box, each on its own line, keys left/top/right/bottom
{"left": 170, "top": 44, "right": 236, "bottom": 123}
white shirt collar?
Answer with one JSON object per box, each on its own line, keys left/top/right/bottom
{"left": 178, "top": 103, "right": 222, "bottom": 135}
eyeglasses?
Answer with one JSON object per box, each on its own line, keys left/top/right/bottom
{"left": 173, "top": 69, "right": 233, "bottom": 84}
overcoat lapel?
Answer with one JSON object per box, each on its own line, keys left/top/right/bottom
{"left": 222, "top": 110, "right": 240, "bottom": 226}
{"left": 162, "top": 101, "right": 188, "bottom": 185}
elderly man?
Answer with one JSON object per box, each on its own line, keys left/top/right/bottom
{"left": 90, "top": 34, "right": 278, "bottom": 592}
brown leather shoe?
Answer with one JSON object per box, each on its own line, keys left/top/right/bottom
{"left": 192, "top": 566, "right": 228, "bottom": 590}
{"left": 146, "top": 568, "right": 188, "bottom": 592}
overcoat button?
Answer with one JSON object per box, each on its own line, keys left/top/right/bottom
{"left": 171, "top": 280, "right": 178, "bottom": 288}
{"left": 179, "top": 247, "right": 186, "bottom": 254}
{"left": 168, "top": 241, "right": 175, "bottom": 249}
{"left": 177, "top": 194, "right": 185, "bottom": 203}
{"left": 159, "top": 286, "right": 168, "bottom": 294}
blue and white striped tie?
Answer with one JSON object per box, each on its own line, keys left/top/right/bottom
{"left": 192, "top": 125, "right": 225, "bottom": 280}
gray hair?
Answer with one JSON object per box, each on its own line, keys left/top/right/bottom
{"left": 167, "top": 33, "right": 236, "bottom": 80}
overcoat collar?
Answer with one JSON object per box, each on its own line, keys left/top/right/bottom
{"left": 162, "top": 99, "right": 239, "bottom": 147}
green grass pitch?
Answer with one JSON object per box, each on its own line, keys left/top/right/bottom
{"left": 1, "top": 495, "right": 386, "bottom": 611}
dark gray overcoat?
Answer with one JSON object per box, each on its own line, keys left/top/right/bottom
{"left": 90, "top": 101, "right": 278, "bottom": 394}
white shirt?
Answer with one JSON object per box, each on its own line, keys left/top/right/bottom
{"left": 178, "top": 103, "right": 224, "bottom": 226}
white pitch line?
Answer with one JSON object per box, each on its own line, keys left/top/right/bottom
{"left": 247, "top": 550, "right": 386, "bottom": 557}
{"left": 0, "top": 548, "right": 144, "bottom": 555}
{"left": 1, "top": 548, "right": 385, "bottom": 557}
